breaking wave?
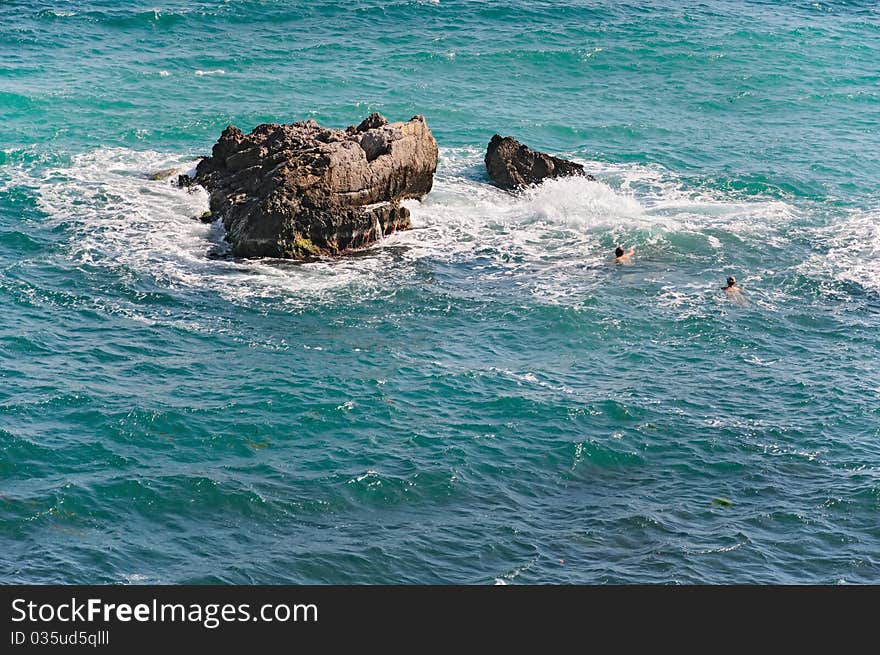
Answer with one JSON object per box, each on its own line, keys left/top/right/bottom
{"left": 8, "top": 145, "right": 826, "bottom": 311}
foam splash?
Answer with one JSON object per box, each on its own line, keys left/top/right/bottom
{"left": 799, "top": 207, "right": 880, "bottom": 294}
{"left": 34, "top": 9, "right": 78, "bottom": 20}
{"left": 399, "top": 148, "right": 798, "bottom": 303}
{"left": 15, "top": 145, "right": 807, "bottom": 310}
{"left": 401, "top": 147, "right": 651, "bottom": 263}
{"left": 22, "top": 149, "right": 410, "bottom": 308}
{"left": 33, "top": 149, "right": 210, "bottom": 277}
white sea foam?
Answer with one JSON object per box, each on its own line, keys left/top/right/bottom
{"left": 490, "top": 367, "right": 574, "bottom": 394}
{"left": 23, "top": 148, "right": 407, "bottom": 308}
{"left": 17, "top": 145, "right": 806, "bottom": 310}
{"left": 32, "top": 149, "right": 211, "bottom": 279}
{"left": 394, "top": 148, "right": 798, "bottom": 303}
{"left": 799, "top": 207, "right": 880, "bottom": 294}
{"left": 496, "top": 557, "right": 538, "bottom": 584}
{"left": 399, "top": 148, "right": 650, "bottom": 265}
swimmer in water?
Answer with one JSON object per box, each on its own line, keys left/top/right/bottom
{"left": 723, "top": 275, "right": 747, "bottom": 304}
{"left": 614, "top": 245, "right": 635, "bottom": 263}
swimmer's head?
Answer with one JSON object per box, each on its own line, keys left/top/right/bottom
{"left": 727, "top": 276, "right": 736, "bottom": 287}
{"left": 615, "top": 246, "right": 624, "bottom": 258}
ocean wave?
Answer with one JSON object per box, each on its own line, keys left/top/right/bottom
{"left": 799, "top": 207, "right": 880, "bottom": 294}
{"left": 400, "top": 148, "right": 798, "bottom": 303}
{"left": 35, "top": 9, "right": 77, "bottom": 19}
{"left": 13, "top": 145, "right": 810, "bottom": 312}
{"left": 21, "top": 148, "right": 409, "bottom": 310}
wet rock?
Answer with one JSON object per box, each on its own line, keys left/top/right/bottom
{"left": 484, "top": 134, "right": 591, "bottom": 189}
{"left": 189, "top": 114, "right": 438, "bottom": 258}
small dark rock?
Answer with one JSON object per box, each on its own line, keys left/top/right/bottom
{"left": 484, "top": 134, "right": 592, "bottom": 189}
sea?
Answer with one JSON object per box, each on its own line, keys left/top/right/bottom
{"left": 1, "top": 0, "right": 879, "bottom": 584}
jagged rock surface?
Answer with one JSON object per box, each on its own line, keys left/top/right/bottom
{"left": 484, "top": 134, "right": 591, "bottom": 189}
{"left": 183, "top": 113, "right": 438, "bottom": 258}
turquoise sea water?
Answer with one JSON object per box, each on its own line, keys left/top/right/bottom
{"left": 2, "top": 0, "right": 879, "bottom": 583}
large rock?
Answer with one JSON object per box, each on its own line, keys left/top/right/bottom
{"left": 484, "top": 134, "right": 591, "bottom": 189}
{"left": 183, "top": 113, "right": 438, "bottom": 258}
